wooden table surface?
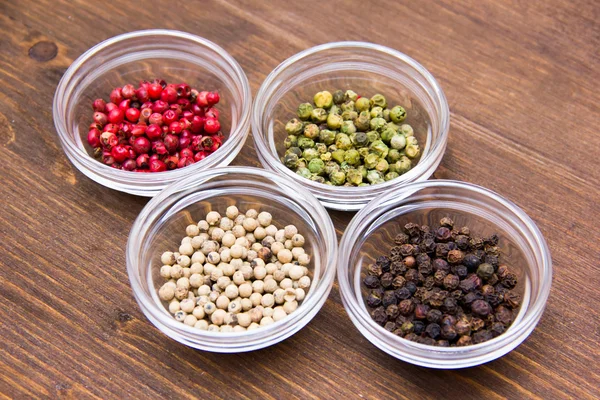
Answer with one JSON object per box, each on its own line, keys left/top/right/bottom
{"left": 1, "top": 0, "right": 599, "bottom": 398}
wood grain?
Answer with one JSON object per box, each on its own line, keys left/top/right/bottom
{"left": 1, "top": 0, "right": 599, "bottom": 398}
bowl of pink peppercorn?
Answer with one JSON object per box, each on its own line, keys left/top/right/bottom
{"left": 53, "top": 29, "right": 252, "bottom": 196}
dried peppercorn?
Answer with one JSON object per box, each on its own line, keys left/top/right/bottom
{"left": 363, "top": 217, "right": 521, "bottom": 346}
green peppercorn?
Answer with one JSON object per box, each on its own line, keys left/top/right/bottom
{"left": 335, "top": 133, "right": 352, "bottom": 150}
{"left": 351, "top": 131, "right": 369, "bottom": 147}
{"left": 286, "top": 147, "right": 302, "bottom": 157}
{"left": 284, "top": 135, "right": 297, "bottom": 149}
{"left": 283, "top": 153, "right": 299, "bottom": 168}
{"left": 314, "top": 91, "right": 333, "bottom": 109}
{"left": 353, "top": 97, "right": 369, "bottom": 112}
{"left": 315, "top": 142, "right": 327, "bottom": 154}
{"left": 375, "top": 158, "right": 389, "bottom": 173}
{"left": 390, "top": 134, "right": 407, "bottom": 150}
{"left": 344, "top": 149, "right": 361, "bottom": 165}
{"left": 297, "top": 103, "right": 313, "bottom": 120}
{"left": 297, "top": 158, "right": 307, "bottom": 169}
{"left": 303, "top": 124, "right": 320, "bottom": 139}
{"left": 406, "top": 144, "right": 420, "bottom": 159}
{"left": 319, "top": 129, "right": 336, "bottom": 145}
{"left": 400, "top": 124, "right": 414, "bottom": 136}
{"left": 285, "top": 118, "right": 304, "bottom": 135}
{"left": 369, "top": 140, "right": 389, "bottom": 159}
{"left": 320, "top": 152, "right": 332, "bottom": 161}
{"left": 357, "top": 165, "right": 368, "bottom": 178}
{"left": 324, "top": 161, "right": 340, "bottom": 175}
{"left": 370, "top": 117, "right": 386, "bottom": 132}
{"left": 310, "top": 108, "right": 327, "bottom": 123}
{"left": 366, "top": 131, "right": 380, "bottom": 143}
{"left": 333, "top": 90, "right": 345, "bottom": 105}
{"left": 341, "top": 110, "right": 358, "bottom": 121}
{"left": 327, "top": 144, "right": 337, "bottom": 152}
{"left": 369, "top": 106, "right": 383, "bottom": 119}
{"left": 366, "top": 169, "right": 384, "bottom": 184}
{"left": 339, "top": 161, "right": 352, "bottom": 173}
{"left": 389, "top": 156, "right": 412, "bottom": 174}
{"left": 387, "top": 149, "right": 402, "bottom": 163}
{"left": 341, "top": 120, "right": 357, "bottom": 134}
{"left": 310, "top": 174, "right": 325, "bottom": 183}
{"left": 382, "top": 108, "right": 390, "bottom": 122}
{"left": 385, "top": 171, "right": 400, "bottom": 181}
{"left": 331, "top": 149, "right": 346, "bottom": 164}
{"left": 390, "top": 105, "right": 407, "bottom": 123}
{"left": 354, "top": 113, "right": 371, "bottom": 131}
{"left": 344, "top": 90, "right": 358, "bottom": 102}
{"left": 370, "top": 94, "right": 387, "bottom": 108}
{"left": 296, "top": 167, "right": 311, "bottom": 178}
{"left": 302, "top": 148, "right": 319, "bottom": 161}
{"left": 380, "top": 126, "right": 396, "bottom": 143}
{"left": 346, "top": 168, "right": 363, "bottom": 185}
{"left": 364, "top": 153, "right": 379, "bottom": 169}
{"left": 329, "top": 104, "right": 341, "bottom": 115}
{"left": 329, "top": 170, "right": 346, "bottom": 185}
{"left": 358, "top": 147, "right": 370, "bottom": 159}
{"left": 340, "top": 100, "right": 355, "bottom": 112}
{"left": 327, "top": 113, "right": 343, "bottom": 130}
{"left": 308, "top": 158, "right": 325, "bottom": 175}
{"left": 297, "top": 137, "right": 314, "bottom": 149}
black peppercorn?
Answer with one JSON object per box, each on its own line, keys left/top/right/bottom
{"left": 470, "top": 237, "right": 484, "bottom": 249}
{"left": 404, "top": 222, "right": 421, "bottom": 236}
{"left": 455, "top": 318, "right": 471, "bottom": 336}
{"left": 398, "top": 299, "right": 415, "bottom": 315}
{"left": 472, "top": 330, "right": 493, "bottom": 344}
{"left": 443, "top": 274, "right": 460, "bottom": 290}
{"left": 471, "top": 300, "right": 492, "bottom": 317}
{"left": 364, "top": 275, "right": 380, "bottom": 288}
{"left": 459, "top": 274, "right": 482, "bottom": 292}
{"left": 463, "top": 253, "right": 480, "bottom": 271}
{"left": 495, "top": 305, "right": 513, "bottom": 325}
{"left": 372, "top": 307, "right": 388, "bottom": 325}
{"left": 435, "top": 226, "right": 452, "bottom": 242}
{"left": 455, "top": 235, "right": 470, "bottom": 250}
{"left": 504, "top": 291, "right": 521, "bottom": 308}
{"left": 366, "top": 292, "right": 382, "bottom": 308}
{"left": 386, "top": 304, "right": 400, "bottom": 320}
{"left": 440, "top": 325, "right": 457, "bottom": 341}
{"left": 394, "top": 232, "right": 409, "bottom": 245}
{"left": 442, "top": 297, "right": 458, "bottom": 314}
{"left": 382, "top": 291, "right": 398, "bottom": 307}
{"left": 390, "top": 261, "right": 407, "bottom": 275}
{"left": 435, "top": 243, "right": 450, "bottom": 258}
{"left": 367, "top": 263, "right": 383, "bottom": 277}
{"left": 484, "top": 234, "right": 499, "bottom": 246}
{"left": 440, "top": 314, "right": 457, "bottom": 327}
{"left": 447, "top": 249, "right": 465, "bottom": 264}
{"left": 426, "top": 309, "right": 443, "bottom": 324}
{"left": 394, "top": 287, "right": 411, "bottom": 300}
{"left": 461, "top": 291, "right": 483, "bottom": 306}
{"left": 413, "top": 321, "right": 425, "bottom": 335}
{"left": 405, "top": 269, "right": 421, "bottom": 283}
{"left": 497, "top": 265, "right": 510, "bottom": 279}
{"left": 471, "top": 318, "right": 485, "bottom": 331}
{"left": 434, "top": 270, "right": 447, "bottom": 286}
{"left": 440, "top": 217, "right": 454, "bottom": 228}
{"left": 423, "top": 275, "right": 435, "bottom": 289}
{"left": 380, "top": 272, "right": 394, "bottom": 288}
{"left": 487, "top": 273, "right": 499, "bottom": 286}
{"left": 404, "top": 332, "right": 418, "bottom": 341}
{"left": 432, "top": 258, "right": 450, "bottom": 273}
{"left": 384, "top": 321, "right": 397, "bottom": 332}
{"left": 425, "top": 323, "right": 441, "bottom": 339}
{"left": 400, "top": 321, "right": 414, "bottom": 334}
{"left": 418, "top": 262, "right": 433, "bottom": 276}
{"left": 489, "top": 322, "right": 505, "bottom": 337}
{"left": 414, "top": 303, "right": 430, "bottom": 319}
{"left": 422, "top": 238, "right": 437, "bottom": 253}
{"left": 456, "top": 335, "right": 472, "bottom": 346}
{"left": 502, "top": 273, "right": 518, "bottom": 289}
{"left": 485, "top": 254, "right": 499, "bottom": 268}
{"left": 376, "top": 256, "right": 391, "bottom": 271}
{"left": 477, "top": 263, "right": 495, "bottom": 280}
{"left": 436, "top": 340, "right": 450, "bottom": 347}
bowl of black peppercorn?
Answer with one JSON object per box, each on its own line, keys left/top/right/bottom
{"left": 337, "top": 180, "right": 552, "bottom": 368}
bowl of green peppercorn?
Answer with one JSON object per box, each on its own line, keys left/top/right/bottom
{"left": 337, "top": 180, "right": 552, "bottom": 368}
{"left": 252, "top": 42, "right": 449, "bottom": 211}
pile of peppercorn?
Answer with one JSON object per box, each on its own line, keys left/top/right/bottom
{"left": 363, "top": 217, "right": 521, "bottom": 346}
{"left": 281, "top": 90, "right": 420, "bottom": 186}
{"left": 87, "top": 79, "right": 224, "bottom": 172}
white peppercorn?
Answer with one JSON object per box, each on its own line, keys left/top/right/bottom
{"left": 241, "top": 298, "right": 253, "bottom": 311}
{"left": 247, "top": 322, "right": 259, "bottom": 330}
{"left": 277, "top": 249, "right": 293, "bottom": 263}
{"left": 235, "top": 237, "right": 250, "bottom": 249}
{"left": 298, "top": 276, "right": 311, "bottom": 289}
{"left": 192, "top": 306, "right": 205, "bottom": 320}
{"left": 182, "top": 268, "right": 191, "bottom": 278}
{"left": 273, "top": 270, "right": 286, "bottom": 282}
{"left": 242, "top": 218, "right": 258, "bottom": 232}
{"left": 176, "top": 277, "right": 190, "bottom": 290}
{"left": 253, "top": 265, "right": 267, "bottom": 280}
{"left": 217, "top": 276, "right": 231, "bottom": 290}
{"left": 211, "top": 228, "right": 225, "bottom": 242}
{"left": 221, "top": 263, "right": 235, "bottom": 277}
{"left": 239, "top": 282, "right": 253, "bottom": 298}
{"left": 230, "top": 258, "right": 243, "bottom": 270}
{"left": 225, "top": 284, "right": 239, "bottom": 299}
{"left": 204, "top": 302, "right": 216, "bottom": 315}
{"left": 208, "top": 291, "right": 220, "bottom": 303}
{"left": 159, "top": 284, "right": 175, "bottom": 301}
{"left": 160, "top": 265, "right": 171, "bottom": 279}
{"left": 207, "top": 324, "right": 219, "bottom": 332}
{"left": 191, "top": 236, "right": 204, "bottom": 249}
{"left": 174, "top": 311, "right": 187, "bottom": 322}
{"left": 291, "top": 234, "right": 305, "bottom": 247}
{"left": 181, "top": 236, "right": 192, "bottom": 246}
{"left": 283, "top": 300, "right": 298, "bottom": 314}
{"left": 289, "top": 265, "right": 305, "bottom": 280}
{"left": 210, "top": 268, "right": 224, "bottom": 282}
{"left": 284, "top": 225, "right": 298, "bottom": 239}
{"left": 180, "top": 298, "right": 195, "bottom": 313}
{"left": 195, "top": 319, "right": 209, "bottom": 330}
{"left": 261, "top": 293, "right": 275, "bottom": 308}
{"left": 265, "top": 225, "right": 277, "bottom": 237}
{"left": 206, "top": 211, "right": 221, "bottom": 226}
{"left": 174, "top": 287, "right": 188, "bottom": 300}
{"left": 252, "top": 280, "right": 264, "bottom": 294}
{"left": 298, "top": 253, "right": 310, "bottom": 266}
{"left": 170, "top": 265, "right": 183, "bottom": 279}
{"left": 253, "top": 227, "right": 267, "bottom": 241}
{"left": 161, "top": 251, "right": 176, "bottom": 265}
{"left": 197, "top": 220, "right": 209, "bottom": 232}
{"left": 291, "top": 247, "right": 305, "bottom": 260}
{"left": 262, "top": 307, "right": 274, "bottom": 318}
{"left": 284, "top": 240, "right": 293, "bottom": 250}
{"left": 275, "top": 230, "right": 286, "bottom": 243}
{"left": 232, "top": 225, "right": 246, "bottom": 238}
{"left": 211, "top": 309, "right": 227, "bottom": 325}
{"left": 257, "top": 212, "right": 272, "bottom": 227}
{"left": 249, "top": 292, "right": 263, "bottom": 307}
{"left": 237, "top": 312, "right": 251, "bottom": 327}
{"left": 240, "top": 265, "right": 253, "bottom": 280}
{"left": 260, "top": 317, "right": 274, "bottom": 326}
{"left": 201, "top": 240, "right": 218, "bottom": 255}
{"left": 228, "top": 300, "right": 241, "bottom": 314}
{"left": 271, "top": 242, "right": 284, "bottom": 256}
{"left": 169, "top": 300, "right": 180, "bottom": 314}
{"left": 249, "top": 307, "right": 263, "bottom": 323}
{"left": 226, "top": 205, "right": 239, "bottom": 219}
{"left": 183, "top": 314, "right": 197, "bottom": 327}
{"left": 186, "top": 224, "right": 200, "bottom": 237}
{"left": 280, "top": 278, "right": 293, "bottom": 289}
{"left": 265, "top": 263, "right": 278, "bottom": 275}
{"left": 246, "top": 250, "right": 258, "bottom": 261}
{"left": 179, "top": 243, "right": 194, "bottom": 256}
{"left": 273, "top": 307, "right": 287, "bottom": 321}
{"left": 203, "top": 263, "right": 216, "bottom": 276}
{"left": 245, "top": 209, "right": 258, "bottom": 219}
{"left": 221, "top": 233, "right": 236, "bottom": 248}
{"left": 284, "top": 288, "right": 297, "bottom": 302}
{"left": 234, "top": 214, "right": 245, "bottom": 226}
{"left": 219, "top": 217, "right": 234, "bottom": 231}
{"left": 264, "top": 279, "right": 278, "bottom": 293}
{"left": 233, "top": 325, "right": 246, "bottom": 332}
{"left": 273, "top": 288, "right": 285, "bottom": 304}
{"left": 295, "top": 288, "right": 306, "bottom": 302}
{"left": 220, "top": 248, "right": 232, "bottom": 263}
{"left": 191, "top": 251, "right": 206, "bottom": 265}
{"left": 198, "top": 285, "right": 211, "bottom": 297}
{"left": 206, "top": 251, "right": 220, "bottom": 265}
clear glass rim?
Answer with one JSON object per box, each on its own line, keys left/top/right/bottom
{"left": 337, "top": 179, "right": 552, "bottom": 366}
{"left": 126, "top": 166, "right": 338, "bottom": 349}
{"left": 53, "top": 29, "right": 252, "bottom": 191}
{"left": 251, "top": 41, "right": 450, "bottom": 209}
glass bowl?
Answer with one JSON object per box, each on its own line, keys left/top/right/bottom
{"left": 252, "top": 42, "right": 449, "bottom": 211}
{"left": 53, "top": 29, "right": 251, "bottom": 196}
{"left": 126, "top": 167, "right": 338, "bottom": 352}
{"left": 337, "top": 180, "right": 552, "bottom": 368}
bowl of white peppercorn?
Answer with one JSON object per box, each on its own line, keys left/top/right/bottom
{"left": 127, "top": 166, "right": 338, "bottom": 352}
